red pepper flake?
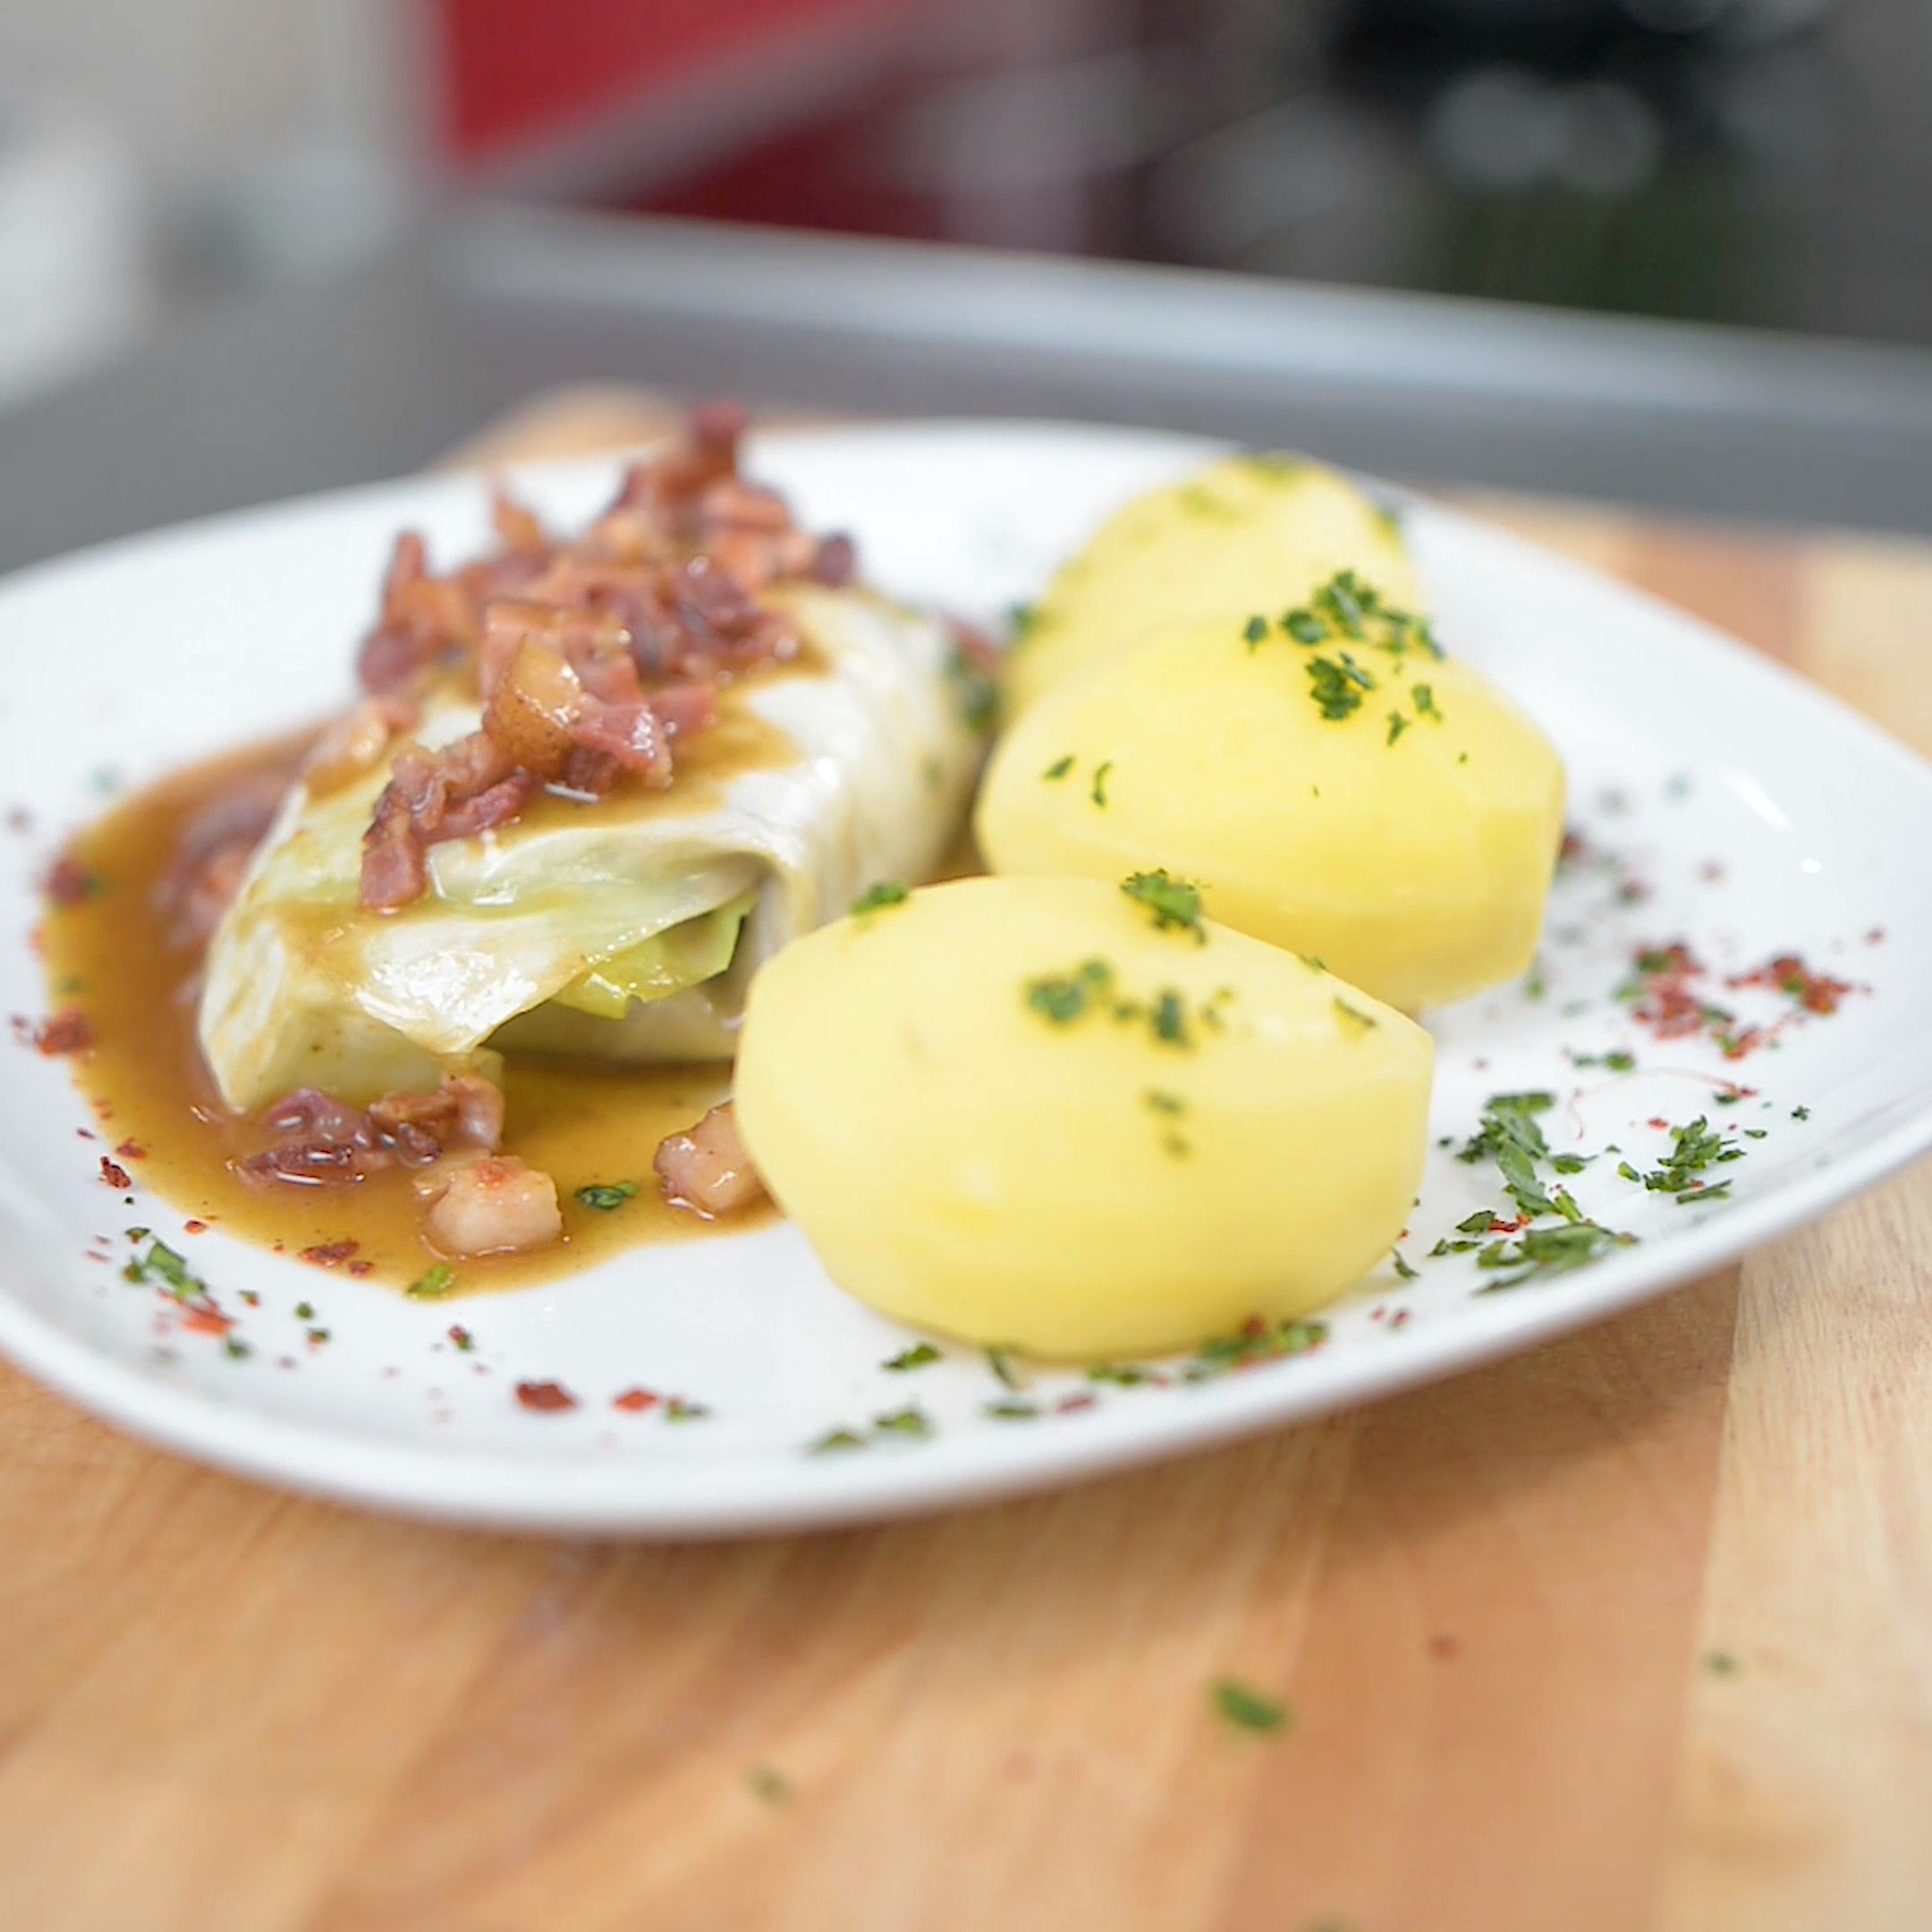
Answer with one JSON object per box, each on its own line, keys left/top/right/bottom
{"left": 84, "top": 1251, "right": 111, "bottom": 1266}
{"left": 1867, "top": 926, "right": 1886, "bottom": 945}
{"left": 1648, "top": 1116, "right": 1671, "bottom": 1131}
{"left": 298, "top": 1240, "right": 360, "bottom": 1267}
{"left": 1728, "top": 953, "right": 1858, "bottom": 1017}
{"left": 448, "top": 1325, "right": 475, "bottom": 1353}
{"left": 180, "top": 1305, "right": 234, "bottom": 1338}
{"left": 44, "top": 856, "right": 99, "bottom": 907}
{"left": 1055, "top": 1393, "right": 1098, "bottom": 1415}
{"left": 183, "top": 1218, "right": 208, "bottom": 1234}
{"left": 1389, "top": 1308, "right": 1412, "bottom": 1330}
{"left": 4, "top": 806, "right": 31, "bottom": 834}
{"left": 97, "top": 1155, "right": 132, "bottom": 1190}
{"left": 33, "top": 1009, "right": 94, "bottom": 1055}
{"left": 1699, "top": 860, "right": 1725, "bottom": 883}
{"left": 239, "top": 1289, "right": 260, "bottom": 1307}
{"left": 114, "top": 1139, "right": 147, "bottom": 1162}
{"left": 1615, "top": 877, "right": 1652, "bottom": 904}
{"left": 346, "top": 1259, "right": 374, "bottom": 1277}
{"left": 612, "top": 1386, "right": 660, "bottom": 1412}
{"left": 1238, "top": 1315, "right": 1268, "bottom": 1342}
{"left": 76, "top": 1127, "right": 95, "bottom": 1140}
{"left": 515, "top": 1379, "right": 578, "bottom": 1413}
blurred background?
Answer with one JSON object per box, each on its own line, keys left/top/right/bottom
{"left": 3, "top": 0, "right": 1930, "bottom": 563}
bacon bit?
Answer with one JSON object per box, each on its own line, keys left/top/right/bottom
{"left": 427, "top": 1156, "right": 562, "bottom": 1256}
{"left": 4, "top": 806, "right": 30, "bottom": 834}
{"left": 350, "top": 405, "right": 824, "bottom": 907}
{"left": 114, "top": 1140, "right": 147, "bottom": 1162}
{"left": 245, "top": 1072, "right": 504, "bottom": 1188}
{"left": 612, "top": 1387, "right": 660, "bottom": 1413}
{"left": 1867, "top": 926, "right": 1886, "bottom": 945}
{"left": 1648, "top": 1116, "right": 1671, "bottom": 1131}
{"left": 97, "top": 1156, "right": 132, "bottom": 1190}
{"left": 1055, "top": 1393, "right": 1098, "bottom": 1415}
{"left": 348, "top": 1260, "right": 374, "bottom": 1277}
{"left": 1389, "top": 1308, "right": 1412, "bottom": 1330}
{"left": 44, "top": 856, "right": 98, "bottom": 907}
{"left": 299, "top": 1241, "right": 360, "bottom": 1267}
{"left": 515, "top": 1379, "right": 578, "bottom": 1413}
{"left": 160, "top": 767, "right": 292, "bottom": 947}
{"left": 448, "top": 1324, "right": 474, "bottom": 1352}
{"left": 183, "top": 1218, "right": 208, "bottom": 1234}
{"left": 655, "top": 1103, "right": 766, "bottom": 1218}
{"left": 34, "top": 1009, "right": 94, "bottom": 1055}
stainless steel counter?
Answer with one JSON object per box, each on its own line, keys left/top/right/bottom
{"left": 4, "top": 203, "right": 1931, "bottom": 575}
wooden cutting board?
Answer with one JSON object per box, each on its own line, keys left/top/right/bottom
{"left": 3, "top": 392, "right": 1928, "bottom": 1932}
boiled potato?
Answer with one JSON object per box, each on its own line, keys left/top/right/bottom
{"left": 1005, "top": 453, "right": 1419, "bottom": 716}
{"left": 733, "top": 875, "right": 1432, "bottom": 1358}
{"left": 976, "top": 606, "right": 1565, "bottom": 1013}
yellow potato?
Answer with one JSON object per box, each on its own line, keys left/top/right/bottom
{"left": 976, "top": 605, "right": 1566, "bottom": 1013}
{"left": 733, "top": 875, "right": 1432, "bottom": 1358}
{"left": 1006, "top": 453, "right": 1419, "bottom": 716}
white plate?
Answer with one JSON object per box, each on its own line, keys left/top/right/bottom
{"left": 3, "top": 422, "right": 1929, "bottom": 1536}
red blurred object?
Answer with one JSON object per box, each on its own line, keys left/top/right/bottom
{"left": 434, "top": 0, "right": 913, "bottom": 160}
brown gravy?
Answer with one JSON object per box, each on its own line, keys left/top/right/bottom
{"left": 42, "top": 738, "right": 781, "bottom": 1298}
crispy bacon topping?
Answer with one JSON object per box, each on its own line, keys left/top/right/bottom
{"left": 241, "top": 1072, "right": 505, "bottom": 1188}
{"left": 159, "top": 767, "right": 292, "bottom": 946}
{"left": 342, "top": 402, "right": 842, "bottom": 910}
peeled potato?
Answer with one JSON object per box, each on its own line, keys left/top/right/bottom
{"left": 977, "top": 608, "right": 1566, "bottom": 1013}
{"left": 734, "top": 875, "right": 1432, "bottom": 1358}
{"left": 1005, "top": 453, "right": 1419, "bottom": 716}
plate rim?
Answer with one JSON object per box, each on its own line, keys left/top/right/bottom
{"left": 4, "top": 417, "right": 1930, "bottom": 1537}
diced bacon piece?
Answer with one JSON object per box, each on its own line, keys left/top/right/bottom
{"left": 427, "top": 1156, "right": 562, "bottom": 1256}
{"left": 654, "top": 1103, "right": 766, "bottom": 1218}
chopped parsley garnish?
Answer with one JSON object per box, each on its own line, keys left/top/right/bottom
{"left": 851, "top": 881, "right": 909, "bottom": 917}
{"left": 1626, "top": 1116, "right": 1746, "bottom": 1203}
{"left": 1392, "top": 1249, "right": 1420, "bottom": 1282}
{"left": 1307, "top": 654, "right": 1375, "bottom": 722}
{"left": 872, "top": 1406, "right": 933, "bottom": 1441}
{"left": 1091, "top": 759, "right": 1114, "bottom": 808}
{"left": 1042, "top": 753, "right": 1075, "bottom": 781}
{"left": 294, "top": 1301, "right": 315, "bottom": 1320}
{"left": 1185, "top": 1317, "right": 1327, "bottom": 1381}
{"left": 809, "top": 1428, "right": 867, "bottom": 1454}
{"left": 1242, "top": 614, "right": 1269, "bottom": 647}
{"left": 884, "top": 1342, "right": 941, "bottom": 1372}
{"left": 748, "top": 1764, "right": 793, "bottom": 1806}
{"left": 1457, "top": 1090, "right": 1563, "bottom": 1219}
{"left": 1122, "top": 869, "right": 1206, "bottom": 940}
{"left": 1150, "top": 990, "right": 1190, "bottom": 1047}
{"left": 405, "top": 1262, "right": 455, "bottom": 1300}
{"left": 1211, "top": 1679, "right": 1291, "bottom": 1735}
{"left": 665, "top": 1397, "right": 709, "bottom": 1423}
{"left": 1007, "top": 601, "right": 1041, "bottom": 640}
{"left": 575, "top": 1181, "right": 640, "bottom": 1211}
{"left": 944, "top": 646, "right": 999, "bottom": 734}
{"left": 1026, "top": 958, "right": 1116, "bottom": 1025}
{"left": 986, "top": 1348, "right": 1023, "bottom": 1391}
{"left": 1145, "top": 1089, "right": 1187, "bottom": 1115}
{"left": 1412, "top": 683, "right": 1441, "bottom": 719}
{"left": 1024, "top": 960, "right": 1211, "bottom": 1051}
{"left": 1573, "top": 1049, "right": 1637, "bottom": 1072}
{"left": 1792, "top": 1106, "right": 1811, "bottom": 1121}
{"left": 1474, "top": 1218, "right": 1636, "bottom": 1292}
{"left": 986, "top": 1400, "right": 1039, "bottom": 1421}
{"left": 1386, "top": 711, "right": 1410, "bottom": 746}
{"left": 1334, "top": 996, "right": 1378, "bottom": 1035}
{"left": 1283, "top": 609, "right": 1327, "bottom": 645}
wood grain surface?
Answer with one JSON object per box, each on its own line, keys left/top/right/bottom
{"left": 3, "top": 392, "right": 1928, "bottom": 1932}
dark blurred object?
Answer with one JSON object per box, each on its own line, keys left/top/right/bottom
{"left": 482, "top": 0, "right": 1930, "bottom": 349}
